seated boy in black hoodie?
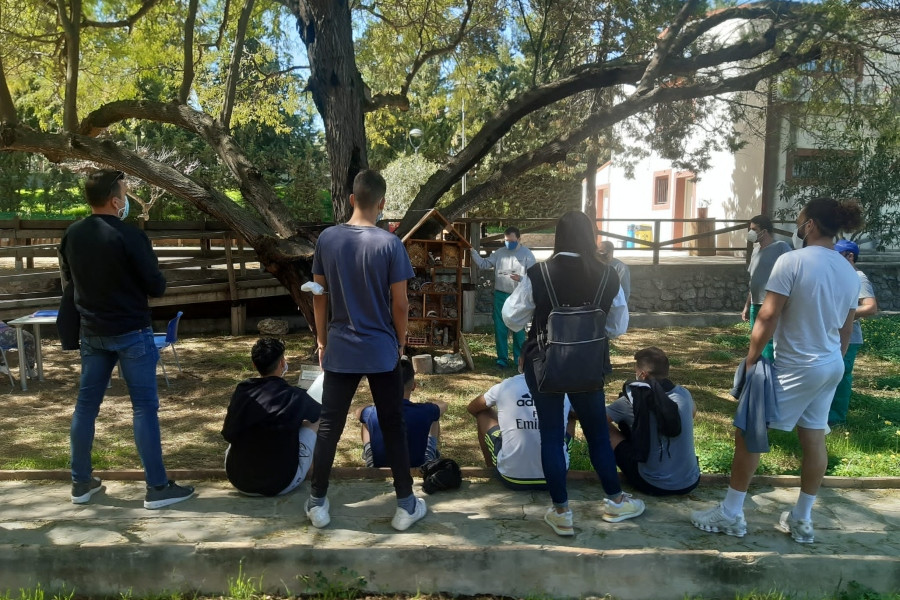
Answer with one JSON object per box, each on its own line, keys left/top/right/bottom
{"left": 222, "top": 338, "right": 321, "bottom": 496}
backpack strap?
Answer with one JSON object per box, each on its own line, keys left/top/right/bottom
{"left": 539, "top": 262, "right": 561, "bottom": 309}
{"left": 591, "top": 265, "right": 611, "bottom": 307}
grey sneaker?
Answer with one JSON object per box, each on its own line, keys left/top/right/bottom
{"left": 777, "top": 510, "right": 814, "bottom": 544}
{"left": 144, "top": 480, "right": 195, "bottom": 509}
{"left": 602, "top": 493, "right": 646, "bottom": 523}
{"left": 26, "top": 366, "right": 38, "bottom": 379}
{"left": 544, "top": 507, "right": 575, "bottom": 536}
{"left": 691, "top": 502, "right": 747, "bottom": 537}
{"left": 71, "top": 476, "right": 104, "bottom": 504}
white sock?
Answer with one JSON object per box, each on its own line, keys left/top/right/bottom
{"left": 722, "top": 487, "right": 746, "bottom": 518}
{"left": 792, "top": 492, "right": 816, "bottom": 521}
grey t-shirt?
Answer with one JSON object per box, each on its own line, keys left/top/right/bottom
{"left": 606, "top": 384, "right": 700, "bottom": 491}
{"left": 610, "top": 258, "right": 631, "bottom": 302}
{"left": 748, "top": 240, "right": 792, "bottom": 304}
{"left": 312, "top": 224, "right": 415, "bottom": 373}
{"left": 850, "top": 270, "right": 875, "bottom": 345}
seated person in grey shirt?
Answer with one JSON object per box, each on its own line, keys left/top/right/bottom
{"left": 606, "top": 347, "right": 700, "bottom": 496}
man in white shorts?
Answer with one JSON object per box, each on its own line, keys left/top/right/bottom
{"left": 691, "top": 198, "right": 862, "bottom": 544}
{"left": 222, "top": 338, "right": 321, "bottom": 496}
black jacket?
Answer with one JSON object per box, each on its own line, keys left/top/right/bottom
{"left": 59, "top": 215, "right": 166, "bottom": 336}
{"left": 222, "top": 377, "right": 321, "bottom": 496}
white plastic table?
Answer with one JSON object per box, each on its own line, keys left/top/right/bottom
{"left": 7, "top": 311, "right": 58, "bottom": 391}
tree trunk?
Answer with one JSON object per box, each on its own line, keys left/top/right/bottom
{"left": 286, "top": 0, "right": 368, "bottom": 223}
{"left": 583, "top": 147, "right": 598, "bottom": 223}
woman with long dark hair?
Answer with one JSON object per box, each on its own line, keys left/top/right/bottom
{"left": 503, "top": 210, "right": 644, "bottom": 536}
{"left": 692, "top": 197, "right": 863, "bottom": 544}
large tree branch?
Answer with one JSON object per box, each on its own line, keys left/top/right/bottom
{"left": 635, "top": 0, "right": 703, "bottom": 95}
{"left": 57, "top": 0, "right": 81, "bottom": 131}
{"left": 81, "top": 0, "right": 160, "bottom": 29}
{"left": 0, "top": 52, "right": 17, "bottom": 125}
{"left": 396, "top": 28, "right": 784, "bottom": 235}
{"left": 220, "top": 0, "right": 256, "bottom": 130}
{"left": 440, "top": 45, "right": 824, "bottom": 220}
{"left": 365, "top": 0, "right": 474, "bottom": 113}
{"left": 179, "top": 0, "right": 199, "bottom": 104}
{"left": 79, "top": 100, "right": 299, "bottom": 238}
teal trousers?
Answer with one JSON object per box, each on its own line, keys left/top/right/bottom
{"left": 493, "top": 291, "right": 525, "bottom": 366}
{"left": 829, "top": 343, "right": 861, "bottom": 427}
{"left": 749, "top": 303, "right": 775, "bottom": 363}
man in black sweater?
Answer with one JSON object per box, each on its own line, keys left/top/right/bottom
{"left": 60, "top": 169, "right": 194, "bottom": 509}
{"left": 222, "top": 338, "right": 321, "bottom": 496}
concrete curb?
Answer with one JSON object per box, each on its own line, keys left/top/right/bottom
{"left": 2, "top": 468, "right": 899, "bottom": 488}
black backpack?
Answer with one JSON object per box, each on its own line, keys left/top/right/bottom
{"left": 625, "top": 378, "right": 682, "bottom": 462}
{"left": 532, "top": 262, "right": 611, "bottom": 393}
{"left": 420, "top": 458, "right": 462, "bottom": 494}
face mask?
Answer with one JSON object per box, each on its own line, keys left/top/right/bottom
{"left": 281, "top": 360, "right": 289, "bottom": 377}
{"left": 505, "top": 241, "right": 518, "bottom": 251}
{"left": 792, "top": 219, "right": 810, "bottom": 250}
{"left": 746, "top": 230, "right": 759, "bottom": 244}
{"left": 116, "top": 197, "right": 130, "bottom": 220}
{"left": 376, "top": 211, "right": 384, "bottom": 222}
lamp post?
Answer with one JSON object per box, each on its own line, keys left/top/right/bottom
{"left": 408, "top": 128, "right": 424, "bottom": 155}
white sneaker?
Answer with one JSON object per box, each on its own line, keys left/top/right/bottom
{"left": 391, "top": 497, "right": 427, "bottom": 531}
{"left": 602, "top": 492, "right": 646, "bottom": 523}
{"left": 26, "top": 367, "right": 38, "bottom": 379}
{"left": 691, "top": 502, "right": 747, "bottom": 537}
{"left": 777, "top": 510, "right": 814, "bottom": 544}
{"left": 305, "top": 497, "right": 331, "bottom": 528}
{"left": 544, "top": 506, "right": 575, "bottom": 536}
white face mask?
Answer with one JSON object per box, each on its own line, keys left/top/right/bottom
{"left": 116, "top": 197, "right": 130, "bottom": 220}
{"left": 792, "top": 219, "right": 811, "bottom": 250}
{"left": 747, "top": 230, "right": 759, "bottom": 244}
{"left": 281, "top": 360, "right": 289, "bottom": 377}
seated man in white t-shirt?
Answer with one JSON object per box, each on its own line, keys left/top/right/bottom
{"left": 467, "top": 358, "right": 575, "bottom": 490}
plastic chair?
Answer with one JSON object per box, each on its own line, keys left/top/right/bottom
{"left": 154, "top": 311, "right": 183, "bottom": 387}
{"left": 0, "top": 341, "right": 17, "bottom": 390}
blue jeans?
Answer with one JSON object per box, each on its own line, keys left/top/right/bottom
{"left": 71, "top": 328, "right": 167, "bottom": 486}
{"left": 525, "top": 361, "right": 622, "bottom": 506}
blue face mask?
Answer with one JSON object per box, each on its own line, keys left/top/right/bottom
{"left": 116, "top": 197, "right": 130, "bottom": 220}
{"left": 505, "top": 241, "right": 518, "bottom": 251}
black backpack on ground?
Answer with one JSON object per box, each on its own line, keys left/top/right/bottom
{"left": 532, "top": 261, "right": 611, "bottom": 393}
{"left": 420, "top": 458, "right": 462, "bottom": 494}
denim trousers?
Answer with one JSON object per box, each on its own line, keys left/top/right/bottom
{"left": 525, "top": 361, "right": 622, "bottom": 506}
{"left": 71, "top": 327, "right": 167, "bottom": 486}
{"left": 311, "top": 364, "right": 413, "bottom": 500}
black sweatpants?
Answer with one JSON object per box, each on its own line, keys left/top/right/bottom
{"left": 310, "top": 363, "right": 413, "bottom": 499}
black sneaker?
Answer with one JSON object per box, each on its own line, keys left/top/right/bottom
{"left": 71, "top": 477, "right": 104, "bottom": 504}
{"left": 144, "top": 480, "right": 195, "bottom": 510}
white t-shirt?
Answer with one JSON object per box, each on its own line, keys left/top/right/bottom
{"left": 483, "top": 374, "right": 571, "bottom": 481}
{"left": 850, "top": 270, "right": 875, "bottom": 345}
{"left": 766, "top": 246, "right": 860, "bottom": 367}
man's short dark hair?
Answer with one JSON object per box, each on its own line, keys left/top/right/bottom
{"left": 352, "top": 170, "right": 387, "bottom": 209}
{"left": 504, "top": 226, "right": 521, "bottom": 239}
{"left": 85, "top": 169, "right": 125, "bottom": 207}
{"left": 400, "top": 357, "right": 415, "bottom": 395}
{"left": 635, "top": 346, "right": 669, "bottom": 378}
{"left": 749, "top": 215, "right": 774, "bottom": 233}
{"left": 598, "top": 240, "right": 615, "bottom": 255}
{"left": 251, "top": 337, "right": 285, "bottom": 376}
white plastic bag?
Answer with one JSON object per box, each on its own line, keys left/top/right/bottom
{"left": 501, "top": 274, "right": 535, "bottom": 332}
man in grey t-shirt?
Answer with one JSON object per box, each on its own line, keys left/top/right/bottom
{"left": 742, "top": 215, "right": 791, "bottom": 362}
{"left": 606, "top": 347, "right": 700, "bottom": 495}
{"left": 598, "top": 241, "right": 630, "bottom": 303}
